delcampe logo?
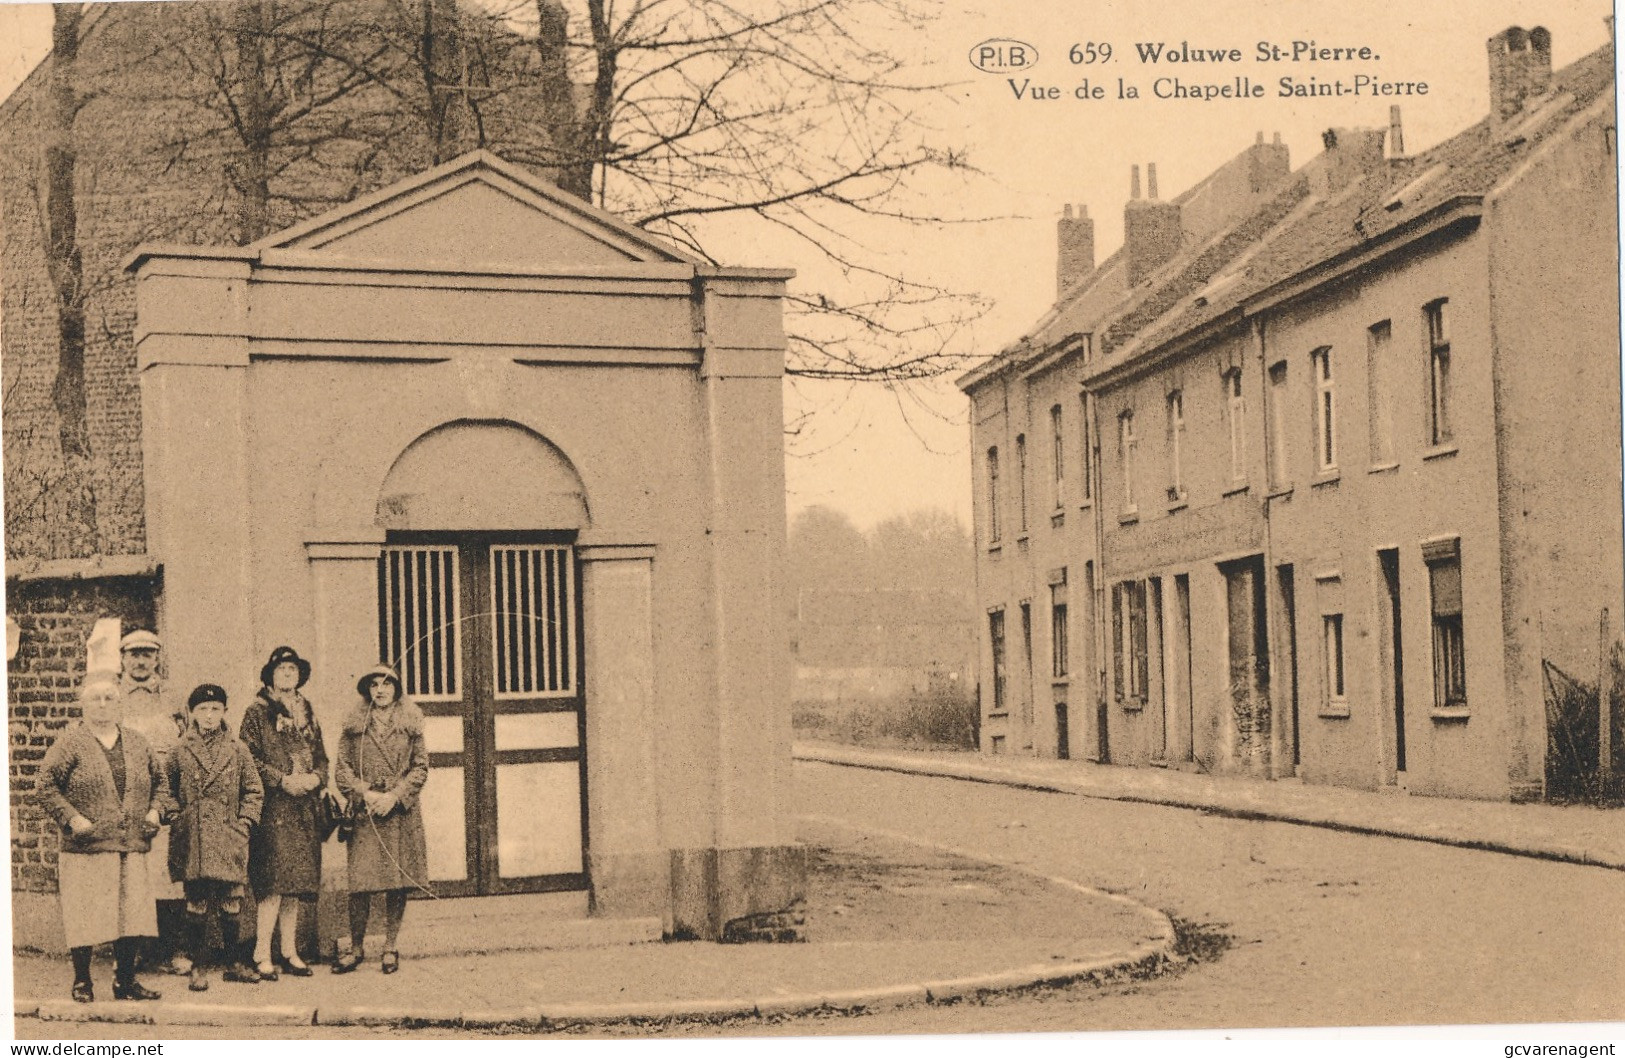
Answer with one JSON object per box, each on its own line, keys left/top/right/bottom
{"left": 969, "top": 38, "right": 1040, "bottom": 73}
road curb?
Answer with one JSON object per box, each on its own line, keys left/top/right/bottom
{"left": 795, "top": 746, "right": 1625, "bottom": 872}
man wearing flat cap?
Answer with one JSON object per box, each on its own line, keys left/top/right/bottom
{"left": 119, "top": 630, "right": 190, "bottom": 974}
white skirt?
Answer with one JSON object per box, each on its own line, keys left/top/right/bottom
{"left": 58, "top": 851, "right": 159, "bottom": 949}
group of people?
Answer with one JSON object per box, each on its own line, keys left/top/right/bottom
{"left": 33, "top": 633, "right": 431, "bottom": 1002}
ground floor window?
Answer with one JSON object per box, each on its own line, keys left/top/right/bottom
{"left": 1425, "top": 540, "right": 1466, "bottom": 709}
{"left": 988, "top": 610, "right": 1007, "bottom": 712}
{"left": 1112, "top": 580, "right": 1148, "bottom": 705}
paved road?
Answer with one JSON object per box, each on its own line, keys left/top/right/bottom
{"left": 22, "top": 761, "right": 1625, "bottom": 1040}
{"left": 761, "top": 761, "right": 1625, "bottom": 1036}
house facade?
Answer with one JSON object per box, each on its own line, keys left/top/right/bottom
{"left": 960, "top": 27, "right": 1623, "bottom": 801}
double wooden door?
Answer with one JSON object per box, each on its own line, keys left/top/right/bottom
{"left": 377, "top": 534, "right": 587, "bottom": 896}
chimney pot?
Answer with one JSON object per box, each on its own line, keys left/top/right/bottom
{"left": 1487, "top": 25, "right": 1553, "bottom": 123}
{"left": 1130, "top": 164, "right": 1142, "bottom": 200}
{"left": 1147, "top": 162, "right": 1159, "bottom": 200}
{"left": 1388, "top": 105, "right": 1405, "bottom": 157}
{"left": 1256, "top": 131, "right": 1264, "bottom": 145}
{"left": 1057, "top": 202, "right": 1096, "bottom": 298}
{"left": 1273, "top": 132, "right": 1282, "bottom": 145}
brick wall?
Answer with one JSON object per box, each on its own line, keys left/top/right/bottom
{"left": 1, "top": 0, "right": 564, "bottom": 562}
{"left": 7, "top": 563, "right": 159, "bottom": 893}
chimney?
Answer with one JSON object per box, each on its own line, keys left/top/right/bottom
{"left": 1057, "top": 204, "right": 1096, "bottom": 298}
{"left": 1130, "top": 164, "right": 1142, "bottom": 200}
{"left": 1124, "top": 163, "right": 1181, "bottom": 286}
{"left": 1487, "top": 26, "right": 1552, "bottom": 124}
{"left": 1388, "top": 106, "right": 1406, "bottom": 158}
{"left": 1310, "top": 127, "right": 1387, "bottom": 195}
{"left": 1248, "top": 130, "right": 1291, "bottom": 191}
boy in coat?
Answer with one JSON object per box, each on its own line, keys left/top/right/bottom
{"left": 166, "top": 684, "right": 264, "bottom": 992}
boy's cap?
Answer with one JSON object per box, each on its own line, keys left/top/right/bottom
{"left": 187, "top": 684, "right": 229, "bottom": 710}
{"left": 120, "top": 630, "right": 161, "bottom": 652}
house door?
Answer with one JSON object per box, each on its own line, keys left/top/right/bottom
{"left": 377, "top": 536, "right": 587, "bottom": 897}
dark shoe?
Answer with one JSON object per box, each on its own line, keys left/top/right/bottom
{"left": 331, "top": 949, "right": 362, "bottom": 974}
{"left": 71, "top": 980, "right": 94, "bottom": 1004}
{"left": 113, "top": 980, "right": 162, "bottom": 1001}
{"left": 255, "top": 960, "right": 280, "bottom": 981}
{"left": 222, "top": 963, "right": 262, "bottom": 984}
{"left": 380, "top": 951, "right": 399, "bottom": 975}
{"left": 278, "top": 957, "right": 314, "bottom": 977}
{"left": 188, "top": 967, "right": 209, "bottom": 992}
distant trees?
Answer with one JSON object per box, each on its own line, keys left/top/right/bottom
{"left": 788, "top": 505, "right": 972, "bottom": 600}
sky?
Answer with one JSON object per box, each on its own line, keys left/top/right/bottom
{"left": 0, "top": 0, "right": 1617, "bottom": 531}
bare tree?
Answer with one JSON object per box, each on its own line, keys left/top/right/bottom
{"left": 516, "top": 0, "right": 988, "bottom": 384}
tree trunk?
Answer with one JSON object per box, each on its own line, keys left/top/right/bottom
{"left": 533, "top": 0, "right": 591, "bottom": 200}
{"left": 421, "top": 0, "right": 466, "bottom": 164}
{"left": 231, "top": 0, "right": 273, "bottom": 244}
{"left": 43, "top": 3, "right": 97, "bottom": 557}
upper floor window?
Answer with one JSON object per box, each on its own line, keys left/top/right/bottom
{"left": 1426, "top": 300, "right": 1452, "bottom": 446}
{"left": 1118, "top": 410, "right": 1138, "bottom": 514}
{"left": 987, "top": 447, "right": 1001, "bottom": 544}
{"left": 1268, "top": 360, "right": 1290, "bottom": 487}
{"left": 1312, "top": 346, "right": 1336, "bottom": 472}
{"left": 1224, "top": 368, "right": 1246, "bottom": 483}
{"left": 1367, "top": 321, "right": 1394, "bottom": 466}
{"left": 1016, "top": 434, "right": 1028, "bottom": 533}
{"left": 1165, "top": 390, "right": 1186, "bottom": 501}
{"left": 1079, "top": 394, "right": 1094, "bottom": 502}
{"left": 1050, "top": 404, "right": 1065, "bottom": 509}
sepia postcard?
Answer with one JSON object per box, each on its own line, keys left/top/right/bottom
{"left": 1, "top": 0, "right": 1621, "bottom": 1049}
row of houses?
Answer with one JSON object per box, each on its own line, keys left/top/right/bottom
{"left": 958, "top": 26, "right": 1623, "bottom": 801}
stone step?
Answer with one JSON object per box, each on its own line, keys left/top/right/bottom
{"left": 354, "top": 891, "right": 662, "bottom": 957}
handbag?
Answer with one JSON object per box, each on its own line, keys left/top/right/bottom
{"left": 318, "top": 789, "right": 352, "bottom": 843}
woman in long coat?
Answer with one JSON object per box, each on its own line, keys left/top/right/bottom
{"left": 333, "top": 665, "right": 428, "bottom": 974}
{"left": 33, "top": 669, "right": 166, "bottom": 1003}
{"left": 239, "top": 646, "right": 329, "bottom": 978}
{"left": 167, "top": 683, "right": 264, "bottom": 991}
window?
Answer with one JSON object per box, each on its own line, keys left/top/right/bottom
{"left": 1079, "top": 395, "right": 1093, "bottom": 502}
{"left": 987, "top": 447, "right": 1001, "bottom": 544}
{"left": 1367, "top": 321, "right": 1394, "bottom": 465}
{"left": 1427, "top": 543, "right": 1466, "bottom": 708}
{"left": 988, "top": 610, "right": 1007, "bottom": 712}
{"left": 1020, "top": 601, "right": 1034, "bottom": 732}
{"left": 1426, "top": 300, "right": 1452, "bottom": 446}
{"left": 1268, "top": 360, "right": 1290, "bottom": 487}
{"left": 1111, "top": 580, "right": 1149, "bottom": 704}
{"left": 1118, "top": 410, "right": 1138, "bottom": 513}
{"left": 1166, "top": 390, "right": 1185, "bottom": 501}
{"left": 1323, "top": 613, "right": 1346, "bottom": 703}
{"left": 1016, "top": 434, "right": 1028, "bottom": 533}
{"left": 1312, "top": 347, "right": 1336, "bottom": 472}
{"left": 1051, "top": 404, "right": 1065, "bottom": 509}
{"left": 1224, "top": 368, "right": 1246, "bottom": 483}
{"left": 1051, "top": 579, "right": 1069, "bottom": 678}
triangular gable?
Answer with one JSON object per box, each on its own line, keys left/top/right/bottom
{"left": 254, "top": 150, "right": 701, "bottom": 268}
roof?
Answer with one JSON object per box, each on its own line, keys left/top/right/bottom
{"left": 962, "top": 37, "right": 1616, "bottom": 395}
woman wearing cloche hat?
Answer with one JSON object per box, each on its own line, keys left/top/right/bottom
{"left": 238, "top": 647, "right": 331, "bottom": 980}
{"left": 332, "top": 664, "right": 428, "bottom": 975}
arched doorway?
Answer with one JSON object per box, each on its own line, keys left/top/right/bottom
{"left": 375, "top": 420, "right": 591, "bottom": 896}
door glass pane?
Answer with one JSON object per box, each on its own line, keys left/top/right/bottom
{"left": 490, "top": 546, "right": 576, "bottom": 697}
{"left": 378, "top": 546, "right": 460, "bottom": 700}
{"left": 495, "top": 762, "right": 583, "bottom": 877}
{"left": 420, "top": 767, "right": 468, "bottom": 882}
{"left": 494, "top": 712, "right": 578, "bottom": 752}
